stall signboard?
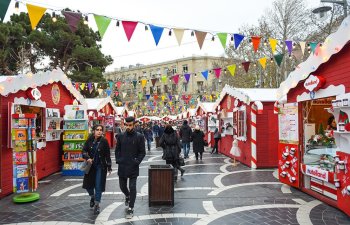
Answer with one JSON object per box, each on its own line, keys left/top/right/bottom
{"left": 278, "top": 103, "right": 299, "bottom": 144}
{"left": 305, "top": 165, "right": 329, "bottom": 182}
{"left": 278, "top": 143, "right": 299, "bottom": 188}
{"left": 303, "top": 75, "right": 326, "bottom": 93}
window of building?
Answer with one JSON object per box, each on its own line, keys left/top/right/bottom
{"left": 236, "top": 107, "right": 247, "bottom": 140}
{"left": 172, "top": 84, "right": 177, "bottom": 93}
{"left": 182, "top": 64, "right": 188, "bottom": 73}
{"left": 163, "top": 67, "right": 168, "bottom": 75}
{"left": 164, "top": 85, "right": 168, "bottom": 93}
{"left": 172, "top": 66, "right": 177, "bottom": 74}
{"left": 197, "top": 81, "right": 204, "bottom": 92}
{"left": 157, "top": 86, "right": 162, "bottom": 94}
{"left": 182, "top": 82, "right": 188, "bottom": 92}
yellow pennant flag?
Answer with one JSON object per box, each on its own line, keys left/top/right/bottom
{"left": 169, "top": 101, "right": 172, "bottom": 106}
{"left": 258, "top": 57, "right": 267, "bottom": 69}
{"left": 269, "top": 38, "right": 277, "bottom": 54}
{"left": 141, "top": 79, "right": 147, "bottom": 88}
{"left": 227, "top": 64, "right": 236, "bottom": 76}
{"left": 80, "top": 83, "right": 86, "bottom": 90}
{"left": 161, "top": 95, "right": 165, "bottom": 101}
{"left": 26, "top": 4, "right": 47, "bottom": 30}
{"left": 210, "top": 95, "right": 213, "bottom": 101}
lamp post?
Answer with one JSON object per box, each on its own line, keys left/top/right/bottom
{"left": 313, "top": 0, "right": 348, "bottom": 17}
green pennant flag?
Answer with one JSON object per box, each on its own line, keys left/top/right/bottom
{"left": 309, "top": 42, "right": 318, "bottom": 54}
{"left": 274, "top": 54, "right": 284, "bottom": 67}
{"left": 94, "top": 14, "right": 111, "bottom": 39}
{"left": 161, "top": 75, "right": 167, "bottom": 83}
{"left": 132, "top": 80, "right": 137, "bottom": 88}
{"left": 217, "top": 33, "right": 227, "bottom": 49}
{"left": 0, "top": 0, "right": 11, "bottom": 22}
{"left": 138, "top": 93, "right": 143, "bottom": 100}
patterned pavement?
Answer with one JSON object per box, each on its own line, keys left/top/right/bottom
{"left": 0, "top": 143, "right": 349, "bottom": 225}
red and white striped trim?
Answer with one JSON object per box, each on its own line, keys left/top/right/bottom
{"left": 251, "top": 105, "right": 257, "bottom": 169}
{"left": 274, "top": 101, "right": 279, "bottom": 114}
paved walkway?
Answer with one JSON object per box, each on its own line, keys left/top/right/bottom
{"left": 0, "top": 143, "right": 349, "bottom": 225}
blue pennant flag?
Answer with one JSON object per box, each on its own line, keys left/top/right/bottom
{"left": 146, "top": 94, "right": 150, "bottom": 100}
{"left": 149, "top": 25, "right": 164, "bottom": 46}
{"left": 234, "top": 34, "right": 245, "bottom": 49}
{"left": 106, "top": 89, "right": 112, "bottom": 96}
{"left": 201, "top": 70, "right": 209, "bottom": 80}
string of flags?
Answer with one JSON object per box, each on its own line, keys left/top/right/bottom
{"left": 3, "top": 0, "right": 321, "bottom": 56}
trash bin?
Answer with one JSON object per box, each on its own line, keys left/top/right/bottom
{"left": 148, "top": 164, "right": 174, "bottom": 206}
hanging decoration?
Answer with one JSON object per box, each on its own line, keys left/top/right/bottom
{"left": 285, "top": 40, "right": 293, "bottom": 55}
{"left": 26, "top": 4, "right": 47, "bottom": 30}
{"left": 94, "top": 14, "right": 111, "bottom": 39}
{"left": 149, "top": 25, "right": 164, "bottom": 46}
{"left": 258, "top": 57, "right": 267, "bottom": 69}
{"left": 234, "top": 34, "right": 245, "bottom": 49}
{"left": 106, "top": 89, "right": 112, "bottom": 96}
{"left": 172, "top": 74, "right": 180, "bottom": 84}
{"left": 213, "top": 68, "right": 221, "bottom": 78}
{"left": 274, "top": 54, "right": 284, "bottom": 67}
{"left": 242, "top": 62, "right": 250, "bottom": 73}
{"left": 116, "top": 81, "right": 122, "bottom": 89}
{"left": 251, "top": 36, "right": 261, "bottom": 52}
{"left": 122, "top": 21, "right": 138, "bottom": 42}
{"left": 201, "top": 70, "right": 209, "bottom": 80}
{"left": 195, "top": 31, "right": 207, "bottom": 50}
{"left": 141, "top": 79, "right": 147, "bottom": 88}
{"left": 0, "top": 0, "right": 11, "bottom": 22}
{"left": 146, "top": 94, "right": 150, "bottom": 100}
{"left": 184, "top": 73, "right": 191, "bottom": 82}
{"left": 132, "top": 80, "right": 137, "bottom": 88}
{"left": 62, "top": 11, "right": 81, "bottom": 33}
{"left": 227, "top": 64, "right": 236, "bottom": 76}
{"left": 151, "top": 78, "right": 158, "bottom": 86}
{"left": 217, "top": 33, "right": 227, "bottom": 49}
{"left": 299, "top": 41, "right": 306, "bottom": 55}
{"left": 309, "top": 42, "right": 318, "bottom": 54}
{"left": 174, "top": 28, "right": 184, "bottom": 46}
{"left": 161, "top": 75, "right": 167, "bottom": 83}
{"left": 269, "top": 38, "right": 278, "bottom": 54}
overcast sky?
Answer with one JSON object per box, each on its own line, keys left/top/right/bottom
{"left": 5, "top": 0, "right": 321, "bottom": 71}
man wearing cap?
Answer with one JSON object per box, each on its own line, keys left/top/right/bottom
{"left": 115, "top": 116, "right": 146, "bottom": 219}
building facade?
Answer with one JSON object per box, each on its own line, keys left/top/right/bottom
{"left": 104, "top": 56, "right": 225, "bottom": 102}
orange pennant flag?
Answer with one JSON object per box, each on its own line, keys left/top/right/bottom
{"left": 251, "top": 36, "right": 261, "bottom": 52}
{"left": 26, "top": 4, "right": 47, "bottom": 30}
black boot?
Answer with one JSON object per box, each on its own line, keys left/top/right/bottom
{"left": 90, "top": 197, "right": 95, "bottom": 208}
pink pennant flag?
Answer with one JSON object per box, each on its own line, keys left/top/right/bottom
{"left": 213, "top": 68, "right": 221, "bottom": 78}
{"left": 122, "top": 21, "right": 138, "bottom": 42}
{"left": 116, "top": 81, "right": 121, "bottom": 89}
{"left": 115, "top": 91, "right": 119, "bottom": 96}
{"left": 173, "top": 74, "right": 180, "bottom": 84}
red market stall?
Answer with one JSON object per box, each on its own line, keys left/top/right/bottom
{"left": 214, "top": 84, "right": 280, "bottom": 168}
{"left": 0, "top": 69, "right": 86, "bottom": 198}
{"left": 276, "top": 16, "right": 350, "bottom": 216}
{"left": 85, "top": 97, "right": 118, "bottom": 148}
{"left": 194, "top": 102, "right": 216, "bottom": 145}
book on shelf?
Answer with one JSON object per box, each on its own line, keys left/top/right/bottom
{"left": 16, "top": 177, "right": 29, "bottom": 193}
{"left": 15, "top": 165, "right": 29, "bottom": 178}
{"left": 14, "top": 152, "right": 28, "bottom": 165}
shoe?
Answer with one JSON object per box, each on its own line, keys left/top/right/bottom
{"left": 90, "top": 197, "right": 95, "bottom": 208}
{"left": 125, "top": 196, "right": 130, "bottom": 207}
{"left": 126, "top": 208, "right": 134, "bottom": 219}
{"left": 94, "top": 205, "right": 100, "bottom": 215}
{"left": 180, "top": 169, "right": 185, "bottom": 176}
{"left": 196, "top": 158, "right": 198, "bottom": 160}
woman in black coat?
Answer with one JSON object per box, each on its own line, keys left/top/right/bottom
{"left": 160, "top": 124, "right": 185, "bottom": 181}
{"left": 191, "top": 125, "right": 205, "bottom": 160}
{"left": 82, "top": 125, "right": 112, "bottom": 215}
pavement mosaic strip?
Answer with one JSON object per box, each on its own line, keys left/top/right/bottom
{"left": 0, "top": 143, "right": 349, "bottom": 225}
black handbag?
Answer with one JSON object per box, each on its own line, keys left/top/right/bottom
{"left": 203, "top": 140, "right": 209, "bottom": 147}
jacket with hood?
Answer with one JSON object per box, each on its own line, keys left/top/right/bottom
{"left": 160, "top": 126, "right": 181, "bottom": 160}
{"left": 179, "top": 124, "right": 192, "bottom": 143}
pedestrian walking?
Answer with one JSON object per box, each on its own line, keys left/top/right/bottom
{"left": 153, "top": 122, "right": 160, "bottom": 147}
{"left": 191, "top": 125, "right": 205, "bottom": 160}
{"left": 115, "top": 117, "right": 146, "bottom": 219}
{"left": 179, "top": 120, "right": 192, "bottom": 158}
{"left": 160, "top": 124, "right": 185, "bottom": 181}
{"left": 143, "top": 125, "right": 153, "bottom": 151}
{"left": 211, "top": 128, "right": 221, "bottom": 154}
{"left": 82, "top": 125, "right": 112, "bottom": 215}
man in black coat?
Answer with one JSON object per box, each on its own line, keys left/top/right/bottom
{"left": 179, "top": 120, "right": 192, "bottom": 159}
{"left": 115, "top": 116, "right": 146, "bottom": 219}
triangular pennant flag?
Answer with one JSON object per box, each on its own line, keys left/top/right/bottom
{"left": 217, "top": 33, "right": 227, "bottom": 49}
{"left": 115, "top": 91, "right": 119, "bottom": 96}
{"left": 108, "top": 81, "right": 114, "bottom": 89}
{"left": 161, "top": 95, "right": 166, "bottom": 101}
{"left": 309, "top": 42, "right": 318, "bottom": 54}
{"left": 146, "top": 94, "right": 150, "bottom": 100}
{"left": 116, "top": 81, "right": 121, "bottom": 89}
{"left": 26, "top": 4, "right": 47, "bottom": 30}
{"left": 122, "top": 92, "right": 127, "bottom": 98}
{"left": 80, "top": 83, "right": 86, "bottom": 90}
{"left": 94, "top": 83, "right": 98, "bottom": 89}
{"left": 141, "top": 79, "right": 147, "bottom": 88}
{"left": 175, "top": 95, "right": 179, "bottom": 101}
{"left": 106, "top": 89, "right": 112, "bottom": 96}
{"left": 195, "top": 31, "right": 207, "bottom": 50}
{"left": 98, "top": 88, "right": 103, "bottom": 95}
{"left": 149, "top": 25, "right": 164, "bottom": 46}
{"left": 154, "top": 95, "right": 159, "bottom": 100}
{"left": 168, "top": 94, "right": 173, "bottom": 101}
{"left": 122, "top": 21, "right": 138, "bottom": 42}
{"left": 94, "top": 14, "right": 111, "bottom": 39}
{"left": 0, "top": 0, "right": 11, "bottom": 22}
{"left": 75, "top": 82, "right": 80, "bottom": 90}
{"left": 184, "top": 73, "right": 191, "bottom": 83}
{"left": 88, "top": 83, "right": 92, "bottom": 92}
{"left": 201, "top": 70, "right": 209, "bottom": 80}
{"left": 233, "top": 34, "right": 245, "bottom": 49}
{"left": 251, "top": 36, "right": 261, "bottom": 52}
{"left": 210, "top": 95, "right": 213, "bottom": 101}
{"left": 242, "top": 62, "right": 250, "bottom": 73}
{"left": 213, "top": 68, "right": 221, "bottom": 78}
{"left": 269, "top": 38, "right": 278, "bottom": 54}
{"left": 285, "top": 40, "right": 293, "bottom": 55}
{"left": 258, "top": 57, "right": 267, "bottom": 70}
{"left": 299, "top": 42, "right": 306, "bottom": 55}
{"left": 227, "top": 64, "right": 236, "bottom": 76}
{"left": 151, "top": 78, "right": 157, "bottom": 87}
{"left": 132, "top": 80, "right": 137, "bottom": 88}
{"left": 62, "top": 11, "right": 82, "bottom": 33}
{"left": 173, "top": 74, "right": 180, "bottom": 84}
{"left": 161, "top": 75, "right": 167, "bottom": 83}
{"left": 274, "top": 54, "right": 284, "bottom": 67}
{"left": 138, "top": 93, "right": 143, "bottom": 100}
{"left": 169, "top": 101, "right": 172, "bottom": 106}
{"left": 173, "top": 28, "right": 185, "bottom": 46}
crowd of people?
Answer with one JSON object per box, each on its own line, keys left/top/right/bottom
{"left": 82, "top": 117, "right": 220, "bottom": 219}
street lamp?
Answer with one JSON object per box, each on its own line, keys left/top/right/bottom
{"left": 313, "top": 0, "right": 348, "bottom": 17}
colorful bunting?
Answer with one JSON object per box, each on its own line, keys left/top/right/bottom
{"left": 62, "top": 11, "right": 82, "bottom": 33}
{"left": 154, "top": 95, "right": 159, "bottom": 100}
{"left": 242, "top": 62, "right": 250, "bottom": 73}
{"left": 132, "top": 80, "right": 137, "bottom": 88}
{"left": 146, "top": 94, "right": 150, "bottom": 100}
{"left": 94, "top": 83, "right": 98, "bottom": 89}
{"left": 269, "top": 38, "right": 277, "bottom": 54}
{"left": 98, "top": 88, "right": 103, "bottom": 95}
{"left": 141, "top": 79, "right": 147, "bottom": 88}
{"left": 195, "top": 31, "right": 207, "bottom": 50}
{"left": 138, "top": 93, "right": 143, "bottom": 100}
{"left": 173, "top": 74, "right": 180, "bottom": 84}
{"left": 116, "top": 81, "right": 121, "bottom": 89}
{"left": 285, "top": 40, "right": 293, "bottom": 55}
{"left": 122, "top": 21, "right": 138, "bottom": 42}
{"left": 106, "top": 89, "right": 112, "bottom": 96}
{"left": 251, "top": 36, "right": 261, "bottom": 52}
{"left": 217, "top": 33, "right": 227, "bottom": 49}
{"left": 88, "top": 83, "right": 92, "bottom": 92}
{"left": 0, "top": 0, "right": 11, "bottom": 22}
{"left": 173, "top": 28, "right": 184, "bottom": 46}
{"left": 233, "top": 34, "right": 245, "bottom": 49}
{"left": 175, "top": 95, "right": 179, "bottom": 101}
{"left": 258, "top": 57, "right": 267, "bottom": 70}
{"left": 151, "top": 78, "right": 157, "bottom": 86}
{"left": 184, "top": 73, "right": 191, "bottom": 83}
{"left": 213, "top": 68, "right": 221, "bottom": 78}
{"left": 168, "top": 94, "right": 173, "bottom": 101}
{"left": 115, "top": 91, "right": 119, "bottom": 96}
{"left": 108, "top": 81, "right": 113, "bottom": 89}
{"left": 161, "top": 95, "right": 165, "bottom": 101}
{"left": 80, "top": 83, "right": 85, "bottom": 90}
{"left": 299, "top": 41, "right": 306, "bottom": 55}
{"left": 94, "top": 14, "right": 111, "bottom": 39}
{"left": 309, "top": 42, "right": 318, "bottom": 54}
{"left": 149, "top": 25, "right": 164, "bottom": 46}
{"left": 26, "top": 4, "right": 47, "bottom": 30}
{"left": 122, "top": 92, "right": 127, "bottom": 98}
{"left": 161, "top": 75, "right": 167, "bottom": 83}
{"left": 227, "top": 64, "right": 236, "bottom": 76}
{"left": 201, "top": 70, "right": 209, "bottom": 80}
{"left": 274, "top": 54, "right": 284, "bottom": 67}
